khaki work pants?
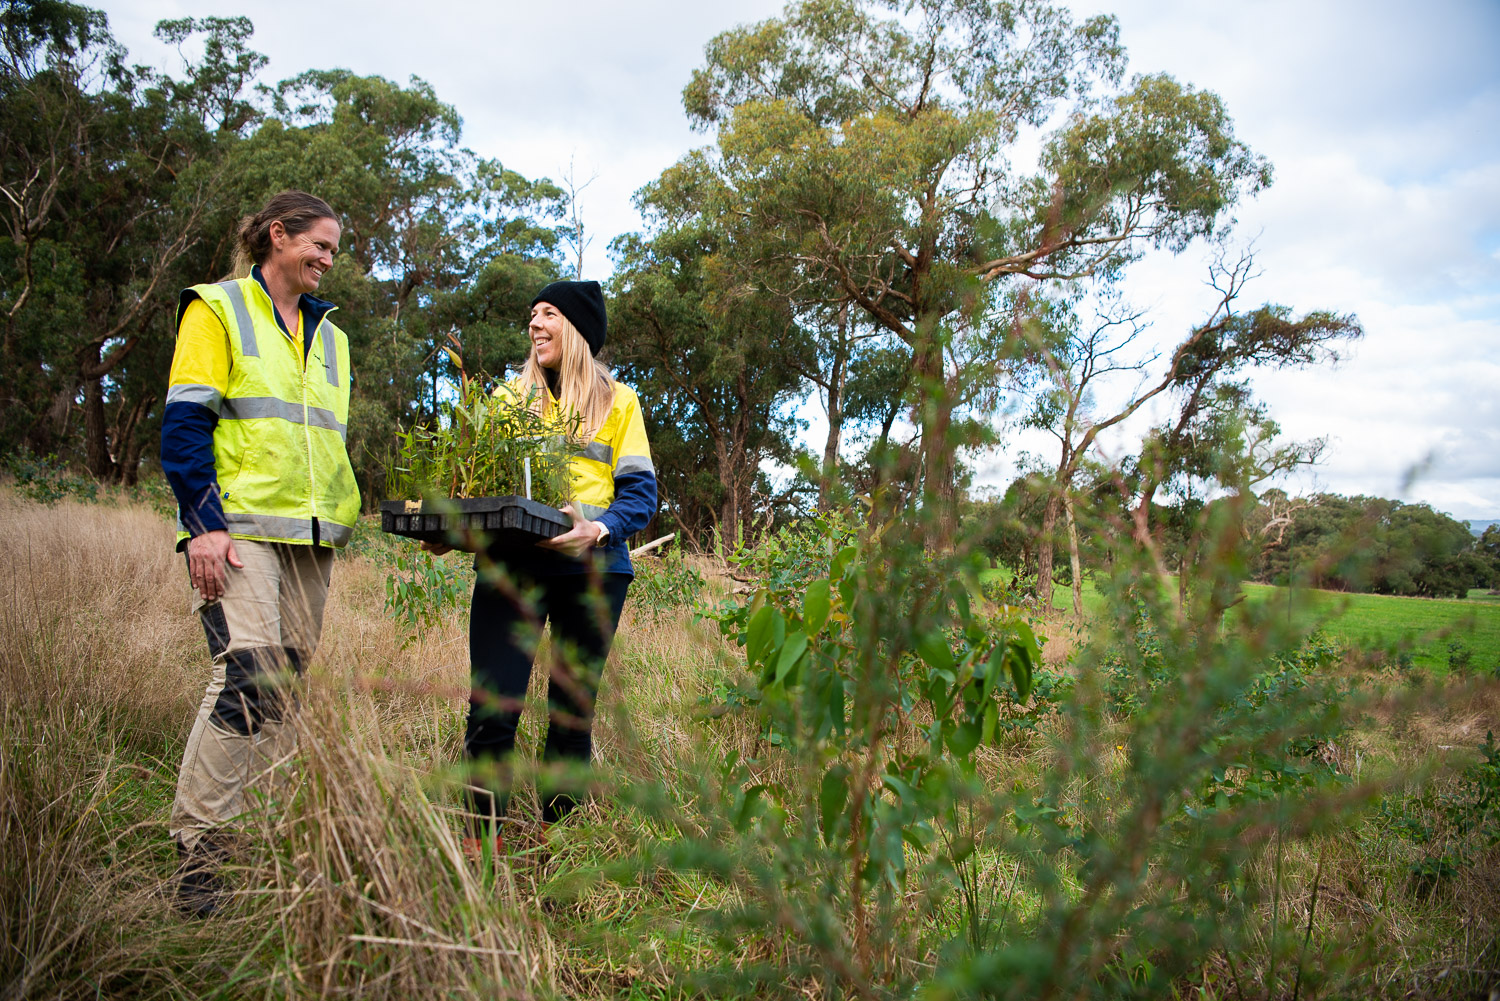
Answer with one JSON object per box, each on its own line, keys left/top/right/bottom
{"left": 170, "top": 539, "right": 333, "bottom": 850}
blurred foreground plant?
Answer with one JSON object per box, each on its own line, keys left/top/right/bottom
{"left": 596, "top": 480, "right": 1397, "bottom": 999}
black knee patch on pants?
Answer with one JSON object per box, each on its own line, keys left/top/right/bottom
{"left": 200, "top": 603, "right": 230, "bottom": 659}
{"left": 211, "top": 647, "right": 293, "bottom": 736}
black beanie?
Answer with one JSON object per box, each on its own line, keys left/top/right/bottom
{"left": 531, "top": 280, "right": 607, "bottom": 355}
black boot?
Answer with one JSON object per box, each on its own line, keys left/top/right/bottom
{"left": 173, "top": 838, "right": 227, "bottom": 918}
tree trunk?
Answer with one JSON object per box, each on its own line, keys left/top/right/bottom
{"left": 1065, "top": 490, "right": 1083, "bottom": 619}
{"left": 82, "top": 376, "right": 115, "bottom": 480}
{"left": 820, "top": 316, "right": 847, "bottom": 511}
{"left": 1036, "top": 492, "right": 1060, "bottom": 615}
{"left": 1178, "top": 544, "right": 1190, "bottom": 607}
{"left": 113, "top": 391, "right": 155, "bottom": 486}
{"left": 914, "top": 335, "right": 955, "bottom": 548}
{"left": 714, "top": 436, "right": 740, "bottom": 550}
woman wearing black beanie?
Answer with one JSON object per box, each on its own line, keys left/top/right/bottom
{"left": 425, "top": 279, "right": 657, "bottom": 859}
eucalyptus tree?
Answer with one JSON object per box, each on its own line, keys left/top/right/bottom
{"left": 0, "top": 5, "right": 259, "bottom": 482}
{"left": 1013, "top": 288, "right": 1152, "bottom": 615}
{"left": 1014, "top": 250, "right": 1358, "bottom": 613}
{"left": 676, "top": 0, "right": 1273, "bottom": 540}
{"left": 610, "top": 220, "right": 810, "bottom": 548}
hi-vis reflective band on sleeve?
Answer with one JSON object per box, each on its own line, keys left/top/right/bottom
{"left": 166, "top": 383, "right": 224, "bottom": 413}
{"left": 615, "top": 454, "right": 653, "bottom": 476}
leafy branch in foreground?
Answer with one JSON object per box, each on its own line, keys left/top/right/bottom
{"left": 589, "top": 481, "right": 1395, "bottom": 999}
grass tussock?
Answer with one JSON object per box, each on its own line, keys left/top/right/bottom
{"left": 0, "top": 490, "right": 554, "bottom": 998}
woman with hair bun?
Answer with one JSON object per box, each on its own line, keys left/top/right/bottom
{"left": 423, "top": 279, "right": 657, "bottom": 859}
{"left": 160, "top": 190, "right": 359, "bottom": 915}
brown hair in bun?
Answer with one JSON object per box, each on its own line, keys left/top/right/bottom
{"left": 231, "top": 190, "right": 336, "bottom": 277}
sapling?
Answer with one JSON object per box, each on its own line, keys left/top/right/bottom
{"left": 385, "top": 377, "right": 580, "bottom": 508}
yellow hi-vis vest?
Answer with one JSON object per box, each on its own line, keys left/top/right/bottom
{"left": 174, "top": 278, "right": 360, "bottom": 547}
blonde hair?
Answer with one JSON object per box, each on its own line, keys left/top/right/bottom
{"left": 517, "top": 314, "right": 615, "bottom": 442}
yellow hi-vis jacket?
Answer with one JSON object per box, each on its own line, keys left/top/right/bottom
{"left": 168, "top": 277, "right": 360, "bottom": 547}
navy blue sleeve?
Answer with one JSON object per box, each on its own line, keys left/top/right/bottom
{"left": 599, "top": 470, "right": 657, "bottom": 543}
{"left": 161, "top": 400, "right": 225, "bottom": 538}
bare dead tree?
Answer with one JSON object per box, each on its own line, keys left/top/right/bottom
{"left": 559, "top": 155, "right": 597, "bottom": 280}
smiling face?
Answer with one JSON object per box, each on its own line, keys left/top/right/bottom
{"left": 529, "top": 301, "right": 568, "bottom": 369}
{"left": 266, "top": 216, "right": 341, "bottom": 296}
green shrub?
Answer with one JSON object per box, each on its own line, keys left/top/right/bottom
{"left": 384, "top": 548, "right": 472, "bottom": 647}
{"left": 3, "top": 452, "right": 98, "bottom": 505}
{"left": 603, "top": 491, "right": 1389, "bottom": 998}
{"left": 629, "top": 546, "right": 705, "bottom": 620}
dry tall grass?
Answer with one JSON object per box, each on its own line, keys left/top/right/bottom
{"left": 0, "top": 492, "right": 553, "bottom": 998}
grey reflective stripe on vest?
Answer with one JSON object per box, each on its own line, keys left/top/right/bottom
{"left": 222, "top": 512, "right": 353, "bottom": 545}
{"left": 219, "top": 396, "right": 348, "bottom": 439}
{"left": 615, "top": 454, "right": 654, "bottom": 477}
{"left": 319, "top": 324, "right": 338, "bottom": 386}
{"left": 166, "top": 383, "right": 223, "bottom": 413}
{"left": 224, "top": 512, "right": 314, "bottom": 541}
{"left": 582, "top": 441, "right": 612, "bottom": 464}
{"left": 575, "top": 501, "right": 608, "bottom": 521}
{"left": 218, "top": 280, "right": 258, "bottom": 357}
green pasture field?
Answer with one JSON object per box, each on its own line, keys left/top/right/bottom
{"left": 1242, "top": 583, "right": 1500, "bottom": 673}
{"left": 980, "top": 569, "right": 1500, "bottom": 673}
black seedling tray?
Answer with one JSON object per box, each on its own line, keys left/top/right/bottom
{"left": 380, "top": 495, "right": 572, "bottom": 553}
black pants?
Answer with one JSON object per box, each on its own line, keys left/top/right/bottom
{"left": 465, "top": 569, "right": 630, "bottom": 831}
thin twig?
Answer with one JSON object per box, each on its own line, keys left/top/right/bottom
{"left": 347, "top": 935, "right": 520, "bottom": 958}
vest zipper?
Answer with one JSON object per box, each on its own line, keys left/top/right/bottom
{"left": 303, "top": 318, "right": 317, "bottom": 541}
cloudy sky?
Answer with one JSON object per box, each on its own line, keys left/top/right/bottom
{"left": 100, "top": 0, "right": 1500, "bottom": 521}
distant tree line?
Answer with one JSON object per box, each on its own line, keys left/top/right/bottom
{"left": 980, "top": 479, "right": 1498, "bottom": 602}
{"left": 1250, "top": 492, "right": 1498, "bottom": 599}
{"left": 7, "top": 0, "right": 1388, "bottom": 594}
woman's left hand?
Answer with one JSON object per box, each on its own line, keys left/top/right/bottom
{"left": 537, "top": 503, "right": 603, "bottom": 558}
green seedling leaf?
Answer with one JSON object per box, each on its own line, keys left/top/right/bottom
{"left": 1009, "top": 640, "right": 1034, "bottom": 702}
{"left": 803, "top": 579, "right": 832, "bottom": 636}
{"left": 837, "top": 574, "right": 858, "bottom": 613}
{"left": 734, "top": 784, "right": 767, "bottom": 832}
{"left": 947, "top": 719, "right": 982, "bottom": 758}
{"left": 775, "top": 630, "right": 809, "bottom": 684}
{"left": 951, "top": 580, "right": 972, "bottom": 627}
{"left": 746, "top": 603, "right": 774, "bottom": 666}
{"left": 983, "top": 645, "right": 1004, "bottom": 701}
{"left": 819, "top": 763, "right": 850, "bottom": 840}
{"left": 916, "top": 632, "right": 955, "bottom": 674}
{"left": 830, "top": 544, "right": 857, "bottom": 581}
{"left": 882, "top": 773, "right": 917, "bottom": 803}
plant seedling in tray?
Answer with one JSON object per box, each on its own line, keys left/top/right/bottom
{"left": 381, "top": 375, "right": 579, "bottom": 553}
